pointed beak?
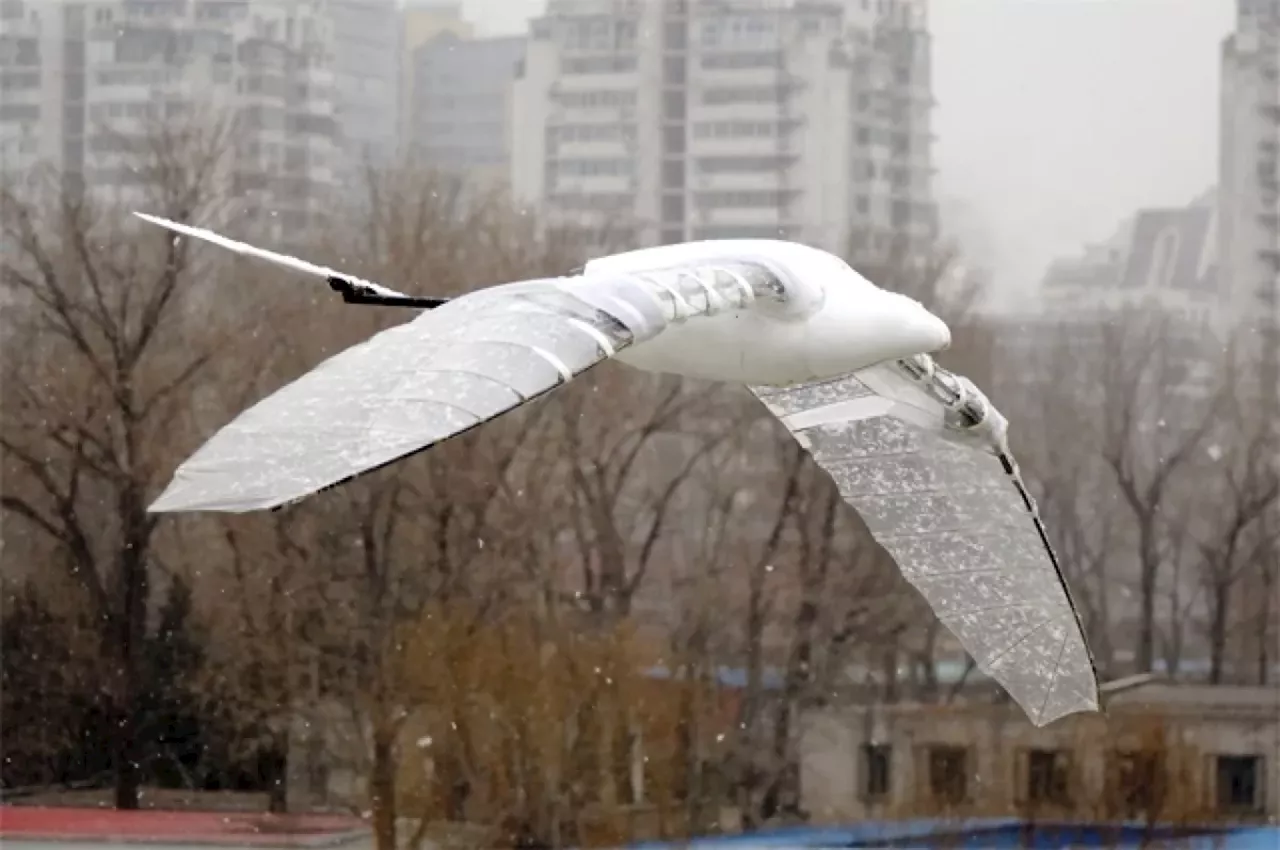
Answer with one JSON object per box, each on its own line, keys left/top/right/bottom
{"left": 922, "top": 309, "right": 952, "bottom": 351}
{"left": 901, "top": 296, "right": 951, "bottom": 352}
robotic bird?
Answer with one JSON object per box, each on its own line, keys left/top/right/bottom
{"left": 136, "top": 212, "right": 1100, "bottom": 727}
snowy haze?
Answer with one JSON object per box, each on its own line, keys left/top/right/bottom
{"left": 460, "top": 0, "right": 1232, "bottom": 305}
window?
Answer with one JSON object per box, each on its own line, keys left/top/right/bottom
{"left": 697, "top": 155, "right": 790, "bottom": 173}
{"left": 1111, "top": 751, "right": 1165, "bottom": 816}
{"left": 555, "top": 89, "right": 636, "bottom": 109}
{"left": 662, "top": 127, "right": 685, "bottom": 155}
{"left": 701, "top": 86, "right": 783, "bottom": 106}
{"left": 550, "top": 124, "right": 635, "bottom": 144}
{"left": 1026, "top": 749, "right": 1071, "bottom": 805}
{"left": 927, "top": 745, "right": 968, "bottom": 804}
{"left": 861, "top": 744, "right": 891, "bottom": 800}
{"left": 692, "top": 225, "right": 781, "bottom": 240}
{"left": 692, "top": 120, "right": 781, "bottom": 139}
{"left": 1216, "top": 755, "right": 1262, "bottom": 813}
{"left": 1147, "top": 227, "right": 1180, "bottom": 290}
{"left": 700, "top": 51, "right": 782, "bottom": 70}
{"left": 661, "top": 194, "right": 684, "bottom": 223}
{"left": 562, "top": 55, "right": 637, "bottom": 75}
{"left": 697, "top": 190, "right": 794, "bottom": 209}
{"left": 550, "top": 158, "right": 633, "bottom": 178}
{"left": 662, "top": 90, "right": 685, "bottom": 120}
{"left": 662, "top": 160, "right": 684, "bottom": 189}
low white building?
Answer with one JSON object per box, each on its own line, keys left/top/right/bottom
{"left": 800, "top": 682, "right": 1280, "bottom": 824}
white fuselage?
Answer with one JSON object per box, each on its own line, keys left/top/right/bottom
{"left": 582, "top": 240, "right": 952, "bottom": 386}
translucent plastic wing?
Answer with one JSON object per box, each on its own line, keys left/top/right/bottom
{"left": 751, "top": 359, "right": 1100, "bottom": 726}
{"left": 150, "top": 264, "right": 763, "bottom": 513}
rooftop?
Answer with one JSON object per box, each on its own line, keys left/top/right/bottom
{"left": 0, "top": 807, "right": 367, "bottom": 849}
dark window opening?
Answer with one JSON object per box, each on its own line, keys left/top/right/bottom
{"left": 1027, "top": 749, "right": 1071, "bottom": 805}
{"left": 1113, "top": 751, "right": 1165, "bottom": 816}
{"left": 861, "top": 744, "right": 891, "bottom": 800}
{"left": 927, "top": 745, "right": 968, "bottom": 804}
{"left": 1216, "top": 755, "right": 1262, "bottom": 813}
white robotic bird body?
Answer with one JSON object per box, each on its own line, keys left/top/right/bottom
{"left": 585, "top": 240, "right": 953, "bottom": 386}
{"left": 132, "top": 214, "right": 1102, "bottom": 728}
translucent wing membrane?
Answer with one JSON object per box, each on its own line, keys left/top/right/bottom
{"left": 751, "top": 363, "right": 1100, "bottom": 727}
{"left": 151, "top": 263, "right": 768, "bottom": 513}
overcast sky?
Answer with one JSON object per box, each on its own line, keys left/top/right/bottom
{"left": 458, "top": 0, "right": 1234, "bottom": 301}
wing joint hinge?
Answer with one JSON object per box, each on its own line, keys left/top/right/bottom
{"left": 326, "top": 276, "right": 450, "bottom": 310}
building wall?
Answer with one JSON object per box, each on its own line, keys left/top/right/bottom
{"left": 407, "top": 32, "right": 525, "bottom": 188}
{"left": 800, "top": 684, "right": 1280, "bottom": 824}
{"left": 510, "top": 0, "right": 935, "bottom": 254}
{"left": 399, "top": 0, "right": 474, "bottom": 158}
{"left": 328, "top": 0, "right": 399, "bottom": 182}
{"left": 0, "top": 0, "right": 397, "bottom": 238}
{"left": 1219, "top": 1, "right": 1280, "bottom": 364}
{"left": 1037, "top": 198, "right": 1223, "bottom": 332}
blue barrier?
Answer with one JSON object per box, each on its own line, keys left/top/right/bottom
{"left": 627, "top": 820, "right": 1280, "bottom": 849}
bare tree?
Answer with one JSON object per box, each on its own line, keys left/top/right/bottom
{"left": 550, "top": 368, "right": 738, "bottom": 620}
{"left": 1095, "top": 310, "right": 1219, "bottom": 673}
{"left": 1192, "top": 361, "right": 1280, "bottom": 683}
{"left": 0, "top": 119, "right": 245, "bottom": 809}
{"left": 189, "top": 167, "right": 596, "bottom": 846}
{"left": 997, "top": 324, "right": 1114, "bottom": 664}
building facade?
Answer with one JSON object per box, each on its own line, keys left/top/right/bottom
{"left": 406, "top": 31, "right": 525, "bottom": 190}
{"left": 1037, "top": 194, "right": 1223, "bottom": 330}
{"left": 0, "top": 0, "right": 397, "bottom": 238}
{"left": 800, "top": 682, "right": 1280, "bottom": 824}
{"left": 510, "top": 0, "right": 935, "bottom": 254}
{"left": 326, "top": 0, "right": 399, "bottom": 183}
{"left": 399, "top": 0, "right": 474, "bottom": 158}
{"left": 1218, "top": 0, "right": 1280, "bottom": 672}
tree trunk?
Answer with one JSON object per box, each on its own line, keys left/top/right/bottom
{"left": 266, "top": 730, "right": 289, "bottom": 814}
{"left": 1258, "top": 564, "right": 1274, "bottom": 685}
{"left": 112, "top": 506, "right": 150, "bottom": 810}
{"left": 1137, "top": 524, "right": 1158, "bottom": 673}
{"left": 112, "top": 701, "right": 142, "bottom": 809}
{"left": 370, "top": 728, "right": 397, "bottom": 850}
{"left": 1209, "top": 581, "right": 1228, "bottom": 685}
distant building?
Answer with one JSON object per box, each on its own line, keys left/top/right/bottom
{"left": 800, "top": 681, "right": 1280, "bottom": 824}
{"left": 406, "top": 32, "right": 525, "bottom": 190}
{"left": 1219, "top": 0, "right": 1280, "bottom": 340}
{"left": 1037, "top": 194, "right": 1222, "bottom": 330}
{"left": 510, "top": 0, "right": 936, "bottom": 254}
{"left": 0, "top": 0, "right": 398, "bottom": 237}
{"left": 399, "top": 0, "right": 474, "bottom": 157}
{"left": 327, "top": 0, "right": 400, "bottom": 183}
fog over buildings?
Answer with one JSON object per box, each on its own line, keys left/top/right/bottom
{"left": 0, "top": 0, "right": 1260, "bottom": 329}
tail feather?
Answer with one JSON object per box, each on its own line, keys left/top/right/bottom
{"left": 132, "top": 212, "right": 413, "bottom": 300}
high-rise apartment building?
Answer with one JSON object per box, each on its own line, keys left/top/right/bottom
{"left": 327, "top": 0, "right": 400, "bottom": 181}
{"left": 406, "top": 31, "right": 525, "bottom": 189}
{"left": 1219, "top": 0, "right": 1279, "bottom": 687}
{"left": 399, "top": 0, "right": 473, "bottom": 156}
{"left": 510, "top": 0, "right": 935, "bottom": 254}
{"left": 1220, "top": 0, "right": 1280, "bottom": 343}
{"left": 0, "top": 0, "right": 398, "bottom": 238}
